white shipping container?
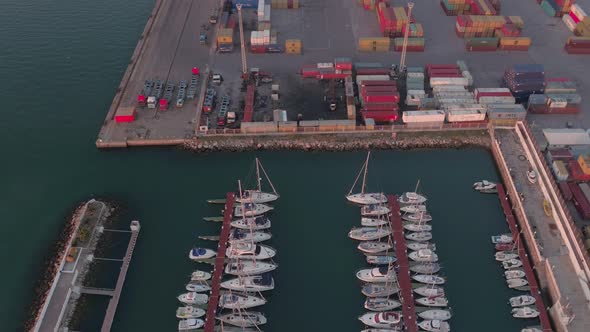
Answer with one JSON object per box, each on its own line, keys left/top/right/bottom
{"left": 485, "top": 103, "right": 526, "bottom": 111}
{"left": 407, "top": 72, "right": 425, "bottom": 79}
{"left": 356, "top": 75, "right": 390, "bottom": 85}
{"left": 437, "top": 98, "right": 477, "bottom": 105}
{"left": 462, "top": 71, "right": 473, "bottom": 86}
{"left": 430, "top": 77, "right": 469, "bottom": 86}
{"left": 572, "top": 4, "right": 588, "bottom": 20}
{"left": 407, "top": 89, "right": 426, "bottom": 96}
{"left": 445, "top": 110, "right": 486, "bottom": 122}
{"left": 317, "top": 62, "right": 334, "bottom": 69}
{"left": 273, "top": 109, "right": 287, "bottom": 123}
{"left": 549, "top": 98, "right": 567, "bottom": 108}
{"left": 258, "top": 0, "right": 265, "bottom": 19}
{"left": 562, "top": 14, "right": 576, "bottom": 32}
{"left": 264, "top": 5, "right": 271, "bottom": 21}
{"left": 478, "top": 96, "right": 516, "bottom": 104}
{"left": 442, "top": 104, "right": 487, "bottom": 112}
{"left": 475, "top": 88, "right": 511, "bottom": 95}
{"left": 552, "top": 160, "right": 569, "bottom": 181}
{"left": 402, "top": 110, "right": 446, "bottom": 123}
{"left": 434, "top": 91, "right": 474, "bottom": 98}
{"left": 432, "top": 85, "right": 467, "bottom": 92}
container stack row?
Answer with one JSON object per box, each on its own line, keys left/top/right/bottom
{"left": 456, "top": 15, "right": 530, "bottom": 51}
{"left": 528, "top": 78, "right": 581, "bottom": 114}
{"left": 538, "top": 0, "right": 574, "bottom": 17}
{"left": 300, "top": 58, "right": 353, "bottom": 80}
{"left": 377, "top": 2, "right": 425, "bottom": 51}
{"left": 440, "top": 0, "right": 501, "bottom": 16}
{"left": 502, "top": 64, "right": 546, "bottom": 103}
{"left": 561, "top": 4, "right": 590, "bottom": 53}
{"left": 358, "top": 77, "right": 400, "bottom": 124}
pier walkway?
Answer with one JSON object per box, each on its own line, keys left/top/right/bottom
{"left": 204, "top": 193, "right": 235, "bottom": 332}
{"left": 497, "top": 185, "right": 552, "bottom": 332}
{"left": 388, "top": 195, "right": 418, "bottom": 332}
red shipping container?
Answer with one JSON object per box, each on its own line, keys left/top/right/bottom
{"left": 363, "top": 92, "right": 400, "bottom": 103}
{"left": 394, "top": 45, "right": 425, "bottom": 52}
{"left": 335, "top": 63, "right": 353, "bottom": 71}
{"left": 501, "top": 24, "right": 521, "bottom": 37}
{"left": 546, "top": 77, "right": 573, "bottom": 82}
{"left": 429, "top": 69, "right": 461, "bottom": 76}
{"left": 318, "top": 73, "right": 350, "bottom": 80}
{"left": 569, "top": 160, "right": 590, "bottom": 181}
{"left": 570, "top": 11, "right": 581, "bottom": 24}
{"left": 426, "top": 64, "right": 458, "bottom": 70}
{"left": 226, "top": 16, "right": 236, "bottom": 30}
{"left": 565, "top": 45, "right": 590, "bottom": 54}
{"left": 568, "top": 182, "right": 590, "bottom": 219}
{"left": 429, "top": 72, "right": 463, "bottom": 78}
{"left": 559, "top": 181, "right": 573, "bottom": 201}
{"left": 250, "top": 45, "right": 266, "bottom": 53}
{"left": 476, "top": 91, "right": 513, "bottom": 99}
{"left": 362, "top": 110, "right": 399, "bottom": 122}
{"left": 301, "top": 65, "right": 320, "bottom": 78}
{"left": 362, "top": 88, "right": 398, "bottom": 96}
{"left": 499, "top": 45, "right": 530, "bottom": 51}
{"left": 362, "top": 103, "right": 400, "bottom": 111}
{"left": 361, "top": 80, "right": 397, "bottom": 87}
{"left": 114, "top": 108, "right": 136, "bottom": 123}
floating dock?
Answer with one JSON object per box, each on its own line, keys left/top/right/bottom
{"left": 388, "top": 195, "right": 418, "bottom": 332}
{"left": 203, "top": 193, "right": 235, "bottom": 332}
{"left": 496, "top": 184, "right": 552, "bottom": 332}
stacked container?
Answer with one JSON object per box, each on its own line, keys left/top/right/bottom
{"left": 440, "top": 0, "right": 501, "bottom": 16}
{"left": 393, "top": 38, "right": 425, "bottom": 51}
{"left": 455, "top": 15, "right": 524, "bottom": 38}
{"left": 540, "top": 0, "right": 574, "bottom": 17}
{"left": 376, "top": 3, "right": 410, "bottom": 37}
{"left": 527, "top": 77, "right": 581, "bottom": 114}
{"left": 243, "top": 84, "right": 256, "bottom": 122}
{"left": 270, "top": 0, "right": 299, "bottom": 9}
{"left": 257, "top": 1, "right": 271, "bottom": 30}
{"left": 402, "top": 110, "right": 446, "bottom": 126}
{"left": 568, "top": 182, "right": 590, "bottom": 219}
{"left": 358, "top": 37, "right": 390, "bottom": 52}
{"left": 285, "top": 39, "right": 302, "bottom": 54}
{"left": 217, "top": 29, "right": 234, "bottom": 50}
{"left": 406, "top": 67, "right": 426, "bottom": 108}
{"left": 503, "top": 64, "right": 545, "bottom": 102}
{"left": 345, "top": 76, "right": 356, "bottom": 120}
{"left": 358, "top": 78, "right": 400, "bottom": 124}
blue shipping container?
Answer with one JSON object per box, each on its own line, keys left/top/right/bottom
{"left": 233, "top": 0, "right": 259, "bottom": 9}
{"left": 510, "top": 64, "right": 544, "bottom": 73}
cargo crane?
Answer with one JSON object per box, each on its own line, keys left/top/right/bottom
{"left": 236, "top": 4, "right": 247, "bottom": 75}
{"left": 399, "top": 2, "right": 414, "bottom": 73}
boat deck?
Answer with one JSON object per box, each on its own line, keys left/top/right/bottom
{"left": 388, "top": 195, "right": 418, "bottom": 332}
{"left": 203, "top": 193, "right": 235, "bottom": 332}
{"left": 496, "top": 184, "right": 553, "bottom": 332}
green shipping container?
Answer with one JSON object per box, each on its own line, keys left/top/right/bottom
{"left": 466, "top": 37, "right": 499, "bottom": 47}
{"left": 393, "top": 37, "right": 425, "bottom": 46}
{"left": 407, "top": 66, "right": 425, "bottom": 73}
{"left": 541, "top": 0, "right": 557, "bottom": 17}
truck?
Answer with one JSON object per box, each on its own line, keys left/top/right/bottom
{"left": 176, "top": 80, "right": 187, "bottom": 108}
{"left": 160, "top": 82, "right": 175, "bottom": 110}
{"left": 199, "top": 30, "right": 207, "bottom": 44}
{"left": 209, "top": 8, "right": 218, "bottom": 24}
{"left": 212, "top": 74, "right": 223, "bottom": 85}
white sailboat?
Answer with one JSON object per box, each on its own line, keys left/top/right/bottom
{"left": 495, "top": 251, "right": 519, "bottom": 262}
{"left": 349, "top": 227, "right": 392, "bottom": 241}
{"left": 491, "top": 234, "right": 513, "bottom": 244}
{"left": 522, "top": 327, "right": 542, "bottom": 332}
{"left": 410, "top": 263, "right": 441, "bottom": 274}
{"left": 221, "top": 273, "right": 275, "bottom": 292}
{"left": 418, "top": 309, "right": 452, "bottom": 321}
{"left": 217, "top": 312, "right": 267, "bottom": 328}
{"left": 407, "top": 241, "right": 436, "bottom": 251}
{"left": 362, "top": 283, "right": 400, "bottom": 297}
{"left": 188, "top": 248, "right": 216, "bottom": 261}
{"left": 178, "top": 318, "right": 205, "bottom": 331}
{"left": 404, "top": 223, "right": 432, "bottom": 232}
{"left": 400, "top": 205, "right": 427, "bottom": 214}
{"left": 399, "top": 192, "right": 427, "bottom": 205}
{"left": 405, "top": 231, "right": 432, "bottom": 242}
{"left": 412, "top": 274, "right": 445, "bottom": 285}
{"left": 364, "top": 297, "right": 402, "bottom": 311}
{"left": 190, "top": 270, "right": 211, "bottom": 281}
{"left": 235, "top": 158, "right": 280, "bottom": 204}
{"left": 234, "top": 202, "right": 273, "bottom": 217}
{"left": 361, "top": 204, "right": 391, "bottom": 217}
{"left": 418, "top": 320, "right": 451, "bottom": 332}
{"left": 507, "top": 278, "right": 529, "bottom": 289}
{"left": 505, "top": 269, "right": 526, "bottom": 280}
{"left": 185, "top": 283, "right": 211, "bottom": 293}
{"left": 177, "top": 292, "right": 208, "bottom": 305}
{"left": 230, "top": 216, "right": 271, "bottom": 230}
{"left": 219, "top": 292, "right": 267, "bottom": 309}
{"left": 358, "top": 312, "right": 402, "bottom": 328}
{"left": 226, "top": 242, "right": 276, "bottom": 260}
{"left": 403, "top": 212, "right": 432, "bottom": 222}
{"left": 414, "top": 285, "right": 445, "bottom": 297}
{"left": 357, "top": 267, "right": 397, "bottom": 283}
{"left": 362, "top": 217, "right": 389, "bottom": 227}
{"left": 176, "top": 306, "right": 206, "bottom": 319}
{"left": 346, "top": 152, "right": 388, "bottom": 205}
{"left": 503, "top": 259, "right": 523, "bottom": 270}
{"left": 228, "top": 229, "right": 271, "bottom": 243}
{"left": 358, "top": 241, "right": 393, "bottom": 254}
{"left": 225, "top": 260, "right": 277, "bottom": 276}
{"left": 415, "top": 296, "right": 449, "bottom": 307}
{"left": 366, "top": 255, "right": 397, "bottom": 265}
{"left": 510, "top": 295, "right": 536, "bottom": 308}
{"left": 512, "top": 306, "right": 540, "bottom": 319}
{"left": 408, "top": 249, "right": 438, "bottom": 262}
{"left": 473, "top": 180, "right": 497, "bottom": 193}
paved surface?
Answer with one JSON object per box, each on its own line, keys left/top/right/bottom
{"left": 97, "top": 0, "right": 590, "bottom": 145}
{"left": 497, "top": 129, "right": 590, "bottom": 331}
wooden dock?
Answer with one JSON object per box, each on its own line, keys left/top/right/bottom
{"left": 496, "top": 185, "right": 553, "bottom": 332}
{"left": 100, "top": 220, "right": 141, "bottom": 332}
{"left": 388, "top": 195, "right": 418, "bottom": 332}
{"left": 203, "top": 193, "right": 235, "bottom": 332}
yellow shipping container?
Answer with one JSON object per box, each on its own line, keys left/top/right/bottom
{"left": 359, "top": 37, "right": 390, "bottom": 47}
{"left": 217, "top": 29, "right": 233, "bottom": 43}
{"left": 285, "top": 39, "right": 302, "bottom": 48}
{"left": 578, "top": 155, "right": 590, "bottom": 175}
{"left": 292, "top": 0, "right": 299, "bottom": 8}
{"left": 507, "top": 16, "right": 524, "bottom": 29}
{"left": 499, "top": 37, "right": 531, "bottom": 46}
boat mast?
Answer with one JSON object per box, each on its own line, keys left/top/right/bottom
{"left": 361, "top": 151, "right": 371, "bottom": 194}
{"left": 414, "top": 178, "right": 421, "bottom": 193}
{"left": 258, "top": 159, "right": 278, "bottom": 196}
{"left": 255, "top": 158, "right": 262, "bottom": 192}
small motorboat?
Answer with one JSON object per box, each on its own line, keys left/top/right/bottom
{"left": 400, "top": 205, "right": 427, "bottom": 214}
{"left": 473, "top": 180, "right": 497, "bottom": 193}
{"left": 364, "top": 297, "right": 402, "bottom": 311}
{"left": 359, "top": 241, "right": 393, "bottom": 254}
{"left": 224, "top": 260, "right": 277, "bottom": 276}
{"left": 176, "top": 306, "right": 206, "bottom": 319}
{"left": 414, "top": 285, "right": 445, "bottom": 297}
{"left": 357, "top": 267, "right": 397, "bottom": 283}
{"left": 418, "top": 309, "right": 452, "bottom": 321}
{"left": 229, "top": 229, "right": 271, "bottom": 243}
{"left": 402, "top": 212, "right": 432, "bottom": 222}
{"left": 491, "top": 234, "right": 513, "bottom": 244}
{"left": 507, "top": 278, "right": 529, "bottom": 289}
{"left": 226, "top": 243, "right": 276, "bottom": 260}
{"left": 349, "top": 227, "right": 392, "bottom": 241}
{"left": 362, "top": 283, "right": 400, "bottom": 297}
{"left": 362, "top": 217, "right": 390, "bottom": 227}
{"left": 185, "top": 283, "right": 211, "bottom": 292}
{"left": 230, "top": 216, "right": 271, "bottom": 230}
{"left": 405, "top": 232, "right": 433, "bottom": 242}
{"left": 219, "top": 292, "right": 266, "bottom": 309}
{"left": 190, "top": 270, "right": 211, "bottom": 281}
{"left": 543, "top": 199, "right": 552, "bottom": 217}
{"left": 412, "top": 274, "right": 446, "bottom": 285}
{"left": 178, "top": 318, "right": 205, "bottom": 331}
{"left": 407, "top": 241, "right": 436, "bottom": 251}
{"left": 495, "top": 242, "right": 515, "bottom": 251}
{"left": 234, "top": 202, "right": 273, "bottom": 217}
{"left": 418, "top": 319, "right": 451, "bottom": 332}
{"left": 366, "top": 255, "right": 397, "bottom": 265}
{"left": 512, "top": 306, "right": 540, "bottom": 319}
{"left": 415, "top": 296, "right": 449, "bottom": 307}
{"left": 359, "top": 311, "right": 402, "bottom": 328}
{"left": 408, "top": 249, "right": 438, "bottom": 262}
{"left": 347, "top": 192, "right": 388, "bottom": 205}
{"left": 527, "top": 169, "right": 538, "bottom": 184}
{"left": 188, "top": 248, "right": 216, "bottom": 261}
{"left": 503, "top": 259, "right": 523, "bottom": 270}
{"left": 221, "top": 273, "right": 275, "bottom": 292}
{"left": 505, "top": 269, "right": 526, "bottom": 280}
{"left": 362, "top": 204, "right": 391, "bottom": 217}
{"left": 217, "top": 312, "right": 267, "bottom": 327}
{"left": 410, "top": 263, "right": 441, "bottom": 274}
{"left": 521, "top": 326, "right": 543, "bottom": 332}
{"left": 236, "top": 190, "right": 279, "bottom": 204}
{"left": 178, "top": 292, "right": 208, "bottom": 305}
{"left": 495, "top": 251, "right": 519, "bottom": 262}
{"left": 510, "top": 295, "right": 536, "bottom": 308}
{"left": 404, "top": 223, "right": 432, "bottom": 232}
{"left": 399, "top": 192, "right": 427, "bottom": 205}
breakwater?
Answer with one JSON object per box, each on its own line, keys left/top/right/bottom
{"left": 183, "top": 130, "right": 491, "bottom": 152}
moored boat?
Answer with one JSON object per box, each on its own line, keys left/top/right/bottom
{"left": 224, "top": 260, "right": 277, "bottom": 276}
{"left": 236, "top": 158, "right": 279, "bottom": 204}
{"left": 404, "top": 223, "right": 432, "bottom": 232}
{"left": 176, "top": 306, "right": 206, "bottom": 319}
{"left": 221, "top": 273, "right": 275, "bottom": 292}
{"left": 357, "top": 267, "right": 397, "bottom": 283}
{"left": 495, "top": 242, "right": 515, "bottom": 251}
{"left": 364, "top": 297, "right": 402, "bottom": 311}
{"left": 507, "top": 278, "right": 528, "bottom": 289}
{"left": 188, "top": 248, "right": 216, "bottom": 261}
{"left": 415, "top": 296, "right": 449, "bottom": 307}
{"left": 177, "top": 292, "right": 208, "bottom": 305}
{"left": 190, "top": 270, "right": 211, "bottom": 281}
{"left": 495, "top": 251, "right": 519, "bottom": 262}
{"left": 521, "top": 326, "right": 542, "bottom": 332}
{"left": 491, "top": 234, "right": 513, "bottom": 244}
{"left": 410, "top": 263, "right": 441, "bottom": 274}
{"left": 366, "top": 255, "right": 397, "bottom": 265}
{"left": 185, "top": 283, "right": 211, "bottom": 292}
{"left": 412, "top": 274, "right": 445, "bottom": 285}
{"left": 503, "top": 259, "right": 523, "bottom": 269}
{"left": 512, "top": 306, "right": 540, "bottom": 319}
{"left": 399, "top": 192, "right": 427, "bottom": 204}
{"left": 402, "top": 212, "right": 432, "bottom": 222}
{"left": 473, "top": 180, "right": 497, "bottom": 193}
{"left": 219, "top": 292, "right": 266, "bottom": 309}
{"left": 362, "top": 217, "right": 390, "bottom": 227}
{"left": 358, "top": 241, "right": 393, "bottom": 254}
{"left": 349, "top": 227, "right": 392, "bottom": 241}
{"left": 346, "top": 152, "right": 388, "bottom": 205}
{"left": 362, "top": 283, "right": 400, "bottom": 297}
{"left": 178, "top": 318, "right": 205, "bottom": 331}
{"left": 217, "top": 312, "right": 267, "bottom": 327}
{"left": 230, "top": 216, "right": 271, "bottom": 230}
{"left": 234, "top": 202, "right": 273, "bottom": 217}
{"left": 405, "top": 231, "right": 432, "bottom": 242}
{"left": 229, "top": 229, "right": 271, "bottom": 243}
{"left": 510, "top": 295, "right": 536, "bottom": 308}
{"left": 400, "top": 205, "right": 427, "bottom": 214}
{"left": 418, "top": 309, "right": 452, "bottom": 321}
{"left": 358, "top": 311, "right": 402, "bottom": 328}
{"left": 361, "top": 204, "right": 391, "bottom": 217}
{"left": 418, "top": 319, "right": 450, "bottom": 332}
{"left": 408, "top": 249, "right": 438, "bottom": 262}
{"left": 414, "top": 285, "right": 445, "bottom": 297}
{"left": 226, "top": 243, "right": 276, "bottom": 260}
{"left": 407, "top": 241, "right": 436, "bottom": 251}
{"left": 505, "top": 269, "right": 526, "bottom": 280}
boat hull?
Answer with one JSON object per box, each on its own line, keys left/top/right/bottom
{"left": 176, "top": 306, "right": 206, "bottom": 319}
{"left": 217, "top": 312, "right": 267, "bottom": 327}
{"left": 349, "top": 227, "right": 392, "bottom": 241}
{"left": 347, "top": 193, "right": 388, "bottom": 205}
{"left": 409, "top": 263, "right": 441, "bottom": 274}
{"left": 236, "top": 191, "right": 279, "bottom": 204}
{"left": 364, "top": 298, "right": 402, "bottom": 311}
{"left": 359, "top": 312, "right": 402, "bottom": 328}
{"left": 366, "top": 255, "right": 397, "bottom": 265}
{"left": 415, "top": 297, "right": 449, "bottom": 307}
{"left": 189, "top": 248, "right": 216, "bottom": 261}
{"left": 219, "top": 293, "right": 267, "bottom": 309}
{"left": 362, "top": 284, "right": 400, "bottom": 297}
{"left": 418, "top": 309, "right": 452, "bottom": 321}
{"left": 362, "top": 217, "right": 390, "bottom": 227}
{"left": 358, "top": 241, "right": 393, "bottom": 254}
{"left": 418, "top": 319, "right": 450, "bottom": 332}
{"left": 221, "top": 277, "right": 275, "bottom": 292}
{"left": 405, "top": 232, "right": 432, "bottom": 242}
{"left": 413, "top": 286, "right": 445, "bottom": 297}
{"left": 357, "top": 268, "right": 397, "bottom": 283}
{"left": 412, "top": 275, "right": 445, "bottom": 285}
{"left": 225, "top": 261, "right": 277, "bottom": 276}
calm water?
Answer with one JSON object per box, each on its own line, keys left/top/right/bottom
{"left": 0, "top": 1, "right": 533, "bottom": 331}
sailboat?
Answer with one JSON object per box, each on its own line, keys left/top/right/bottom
{"left": 178, "top": 318, "right": 205, "bottom": 331}
{"left": 230, "top": 216, "right": 271, "bottom": 230}
{"left": 403, "top": 212, "right": 432, "bottom": 222}
{"left": 405, "top": 231, "right": 432, "bottom": 242}
{"left": 177, "top": 292, "right": 208, "bottom": 305}
{"left": 404, "top": 223, "right": 432, "bottom": 232}
{"left": 234, "top": 202, "right": 273, "bottom": 217}
{"left": 346, "top": 152, "right": 388, "bottom": 205}
{"left": 410, "top": 263, "right": 441, "bottom": 274}
{"left": 362, "top": 283, "right": 400, "bottom": 297}
{"left": 510, "top": 295, "right": 536, "bottom": 308}
{"left": 364, "top": 297, "right": 402, "bottom": 311}
{"left": 408, "top": 249, "right": 438, "bottom": 262}
{"left": 217, "top": 312, "right": 267, "bottom": 327}
{"left": 358, "top": 312, "right": 402, "bottom": 328}
{"left": 414, "top": 285, "right": 445, "bottom": 297}
{"left": 225, "top": 260, "right": 277, "bottom": 276}
{"left": 407, "top": 242, "right": 436, "bottom": 251}
{"left": 415, "top": 296, "right": 449, "bottom": 307}
{"left": 400, "top": 205, "right": 427, "bottom": 214}
{"left": 185, "top": 283, "right": 211, "bottom": 293}
{"left": 418, "top": 309, "right": 452, "bottom": 321}
{"left": 418, "top": 320, "right": 451, "bottom": 332}
{"left": 228, "top": 229, "right": 271, "bottom": 243}
{"left": 219, "top": 292, "right": 267, "bottom": 309}
{"left": 349, "top": 227, "right": 392, "bottom": 241}
{"left": 399, "top": 191, "right": 427, "bottom": 205}
{"left": 226, "top": 242, "right": 276, "bottom": 260}
{"left": 412, "top": 274, "right": 446, "bottom": 285}
{"left": 366, "top": 255, "right": 397, "bottom": 265}
{"left": 358, "top": 241, "right": 393, "bottom": 254}
{"left": 176, "top": 306, "right": 206, "bottom": 319}
{"left": 357, "top": 267, "right": 397, "bottom": 283}
{"left": 362, "top": 217, "right": 389, "bottom": 227}
{"left": 235, "top": 158, "right": 280, "bottom": 204}
{"left": 361, "top": 204, "right": 391, "bottom": 217}
{"left": 190, "top": 270, "right": 211, "bottom": 281}
{"left": 221, "top": 273, "right": 275, "bottom": 292}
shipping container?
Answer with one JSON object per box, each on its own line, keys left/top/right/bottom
{"left": 277, "top": 121, "right": 298, "bottom": 133}
{"left": 430, "top": 77, "right": 469, "bottom": 86}
{"left": 569, "top": 160, "right": 590, "bottom": 181}
{"left": 559, "top": 181, "right": 573, "bottom": 201}
{"left": 363, "top": 92, "right": 401, "bottom": 103}
{"left": 552, "top": 160, "right": 570, "bottom": 181}
{"left": 356, "top": 75, "right": 391, "bottom": 85}
{"left": 114, "top": 106, "right": 136, "bottom": 123}
{"left": 402, "top": 110, "right": 446, "bottom": 123}
{"left": 487, "top": 105, "right": 527, "bottom": 119}
{"left": 362, "top": 103, "right": 400, "bottom": 112}
{"left": 446, "top": 110, "right": 486, "bottom": 122}
{"left": 570, "top": 182, "right": 590, "bottom": 219}
{"left": 362, "top": 110, "right": 399, "bottom": 123}
{"left": 318, "top": 120, "right": 356, "bottom": 131}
